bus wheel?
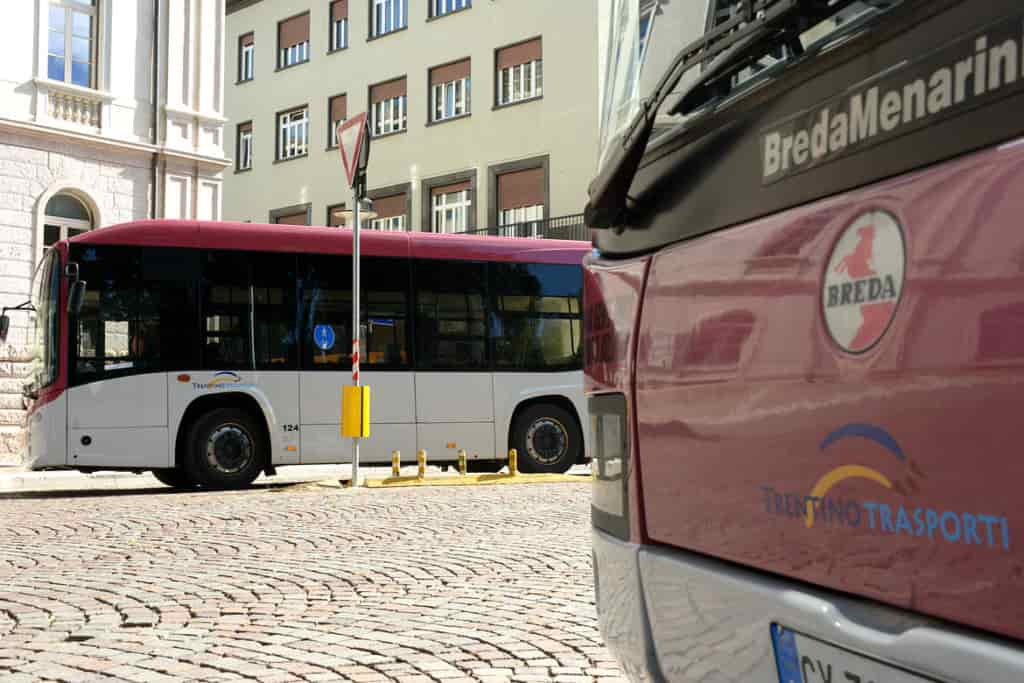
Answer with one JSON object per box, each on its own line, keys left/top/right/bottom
{"left": 151, "top": 468, "right": 196, "bottom": 489}
{"left": 184, "top": 407, "right": 265, "bottom": 489}
{"left": 512, "top": 403, "right": 581, "bottom": 474}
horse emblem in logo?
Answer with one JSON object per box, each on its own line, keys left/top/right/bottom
{"left": 823, "top": 210, "right": 905, "bottom": 353}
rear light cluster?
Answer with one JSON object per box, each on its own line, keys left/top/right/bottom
{"left": 590, "top": 393, "right": 629, "bottom": 540}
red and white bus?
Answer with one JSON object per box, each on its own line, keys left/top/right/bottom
{"left": 14, "top": 219, "right": 589, "bottom": 488}
{"left": 588, "top": 0, "right": 1024, "bottom": 681}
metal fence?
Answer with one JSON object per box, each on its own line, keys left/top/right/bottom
{"left": 455, "top": 213, "right": 589, "bottom": 242}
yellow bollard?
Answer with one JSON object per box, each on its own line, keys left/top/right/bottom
{"left": 417, "top": 449, "right": 427, "bottom": 479}
{"left": 391, "top": 450, "right": 401, "bottom": 478}
{"left": 508, "top": 448, "right": 518, "bottom": 476}
{"left": 457, "top": 449, "right": 467, "bottom": 476}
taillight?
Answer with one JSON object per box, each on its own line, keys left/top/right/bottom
{"left": 590, "top": 393, "right": 629, "bottom": 540}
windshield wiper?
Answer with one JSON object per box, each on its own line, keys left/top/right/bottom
{"left": 584, "top": 0, "right": 862, "bottom": 230}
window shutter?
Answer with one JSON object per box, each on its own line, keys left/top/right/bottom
{"left": 496, "top": 38, "right": 541, "bottom": 70}
{"left": 370, "top": 77, "right": 407, "bottom": 103}
{"left": 277, "top": 211, "right": 308, "bottom": 226}
{"left": 240, "top": 32, "right": 254, "bottom": 47}
{"left": 432, "top": 181, "right": 471, "bottom": 197}
{"left": 331, "top": 0, "right": 348, "bottom": 21}
{"left": 330, "top": 95, "right": 347, "bottom": 122}
{"left": 238, "top": 121, "right": 252, "bottom": 135}
{"left": 430, "top": 59, "right": 471, "bottom": 86}
{"left": 279, "top": 13, "right": 310, "bottom": 48}
{"left": 373, "top": 193, "right": 406, "bottom": 219}
{"left": 497, "top": 168, "right": 544, "bottom": 210}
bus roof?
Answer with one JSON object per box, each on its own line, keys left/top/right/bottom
{"left": 69, "top": 219, "right": 591, "bottom": 266}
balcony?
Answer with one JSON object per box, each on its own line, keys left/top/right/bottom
{"left": 455, "top": 213, "right": 588, "bottom": 241}
{"left": 33, "top": 78, "right": 115, "bottom": 132}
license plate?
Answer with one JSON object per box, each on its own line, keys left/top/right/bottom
{"left": 771, "top": 624, "right": 937, "bottom": 683}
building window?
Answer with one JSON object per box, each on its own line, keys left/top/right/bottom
{"left": 429, "top": 59, "right": 470, "bottom": 123}
{"left": 330, "top": 0, "right": 349, "bottom": 50}
{"left": 48, "top": 0, "right": 97, "bottom": 88}
{"left": 369, "top": 193, "right": 407, "bottom": 231}
{"left": 239, "top": 33, "right": 254, "bottom": 81}
{"left": 431, "top": 183, "right": 471, "bottom": 234}
{"left": 327, "top": 202, "right": 347, "bottom": 227}
{"left": 431, "top": 0, "right": 470, "bottom": 18}
{"left": 278, "top": 12, "right": 310, "bottom": 68}
{"left": 370, "top": 77, "right": 407, "bottom": 137}
{"left": 277, "top": 106, "right": 309, "bottom": 160}
{"left": 236, "top": 122, "right": 253, "bottom": 171}
{"left": 497, "top": 167, "right": 544, "bottom": 237}
{"left": 272, "top": 207, "right": 309, "bottom": 225}
{"left": 496, "top": 38, "right": 543, "bottom": 106}
{"left": 43, "top": 193, "right": 93, "bottom": 254}
{"left": 328, "top": 94, "right": 347, "bottom": 148}
{"left": 371, "top": 0, "right": 407, "bottom": 37}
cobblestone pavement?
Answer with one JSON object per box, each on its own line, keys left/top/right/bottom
{"left": 0, "top": 477, "right": 624, "bottom": 682}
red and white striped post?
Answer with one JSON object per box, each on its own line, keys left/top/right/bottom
{"left": 351, "top": 185, "right": 362, "bottom": 486}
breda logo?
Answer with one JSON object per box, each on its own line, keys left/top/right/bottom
{"left": 823, "top": 210, "right": 904, "bottom": 353}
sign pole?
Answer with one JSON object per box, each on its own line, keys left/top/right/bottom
{"left": 351, "top": 184, "right": 361, "bottom": 487}
{"left": 337, "top": 113, "right": 370, "bottom": 488}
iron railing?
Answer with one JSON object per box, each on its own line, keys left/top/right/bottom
{"left": 455, "top": 213, "right": 588, "bottom": 241}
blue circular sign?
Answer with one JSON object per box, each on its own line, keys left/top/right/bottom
{"left": 313, "top": 324, "right": 336, "bottom": 351}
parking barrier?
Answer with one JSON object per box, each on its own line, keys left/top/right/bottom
{"left": 417, "top": 449, "right": 427, "bottom": 479}
{"left": 508, "top": 448, "right": 518, "bottom": 476}
{"left": 458, "top": 449, "right": 467, "bottom": 476}
{"left": 391, "top": 450, "right": 400, "bottom": 478}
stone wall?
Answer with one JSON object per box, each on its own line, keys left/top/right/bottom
{"left": 0, "top": 131, "right": 153, "bottom": 464}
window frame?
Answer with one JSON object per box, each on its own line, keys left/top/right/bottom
{"left": 428, "top": 0, "right": 471, "bottom": 20}
{"left": 238, "top": 33, "right": 255, "bottom": 82}
{"left": 496, "top": 59, "right": 543, "bottom": 107}
{"left": 369, "top": 0, "right": 407, "bottom": 39}
{"left": 487, "top": 155, "right": 549, "bottom": 230}
{"left": 236, "top": 121, "right": 253, "bottom": 172}
{"left": 276, "top": 105, "right": 309, "bottom": 162}
{"left": 276, "top": 11, "right": 311, "bottom": 70}
{"left": 370, "top": 93, "right": 407, "bottom": 137}
{"left": 47, "top": 0, "right": 98, "bottom": 89}
{"left": 330, "top": 1, "right": 349, "bottom": 52}
{"left": 327, "top": 93, "right": 347, "bottom": 148}
{"left": 430, "top": 76, "right": 470, "bottom": 123}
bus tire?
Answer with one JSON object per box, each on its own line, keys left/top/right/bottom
{"left": 151, "top": 468, "right": 196, "bottom": 489}
{"left": 184, "top": 407, "right": 266, "bottom": 489}
{"left": 511, "top": 403, "right": 581, "bottom": 474}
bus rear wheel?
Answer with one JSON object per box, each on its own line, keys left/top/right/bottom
{"left": 151, "top": 468, "right": 196, "bottom": 489}
{"left": 512, "top": 403, "right": 581, "bottom": 474}
{"left": 184, "top": 407, "right": 265, "bottom": 489}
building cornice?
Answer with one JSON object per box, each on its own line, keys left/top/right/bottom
{"left": 0, "top": 117, "right": 232, "bottom": 171}
{"left": 165, "top": 104, "right": 230, "bottom": 125}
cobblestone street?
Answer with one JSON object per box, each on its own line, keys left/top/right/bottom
{"left": 0, "top": 476, "right": 623, "bottom": 682}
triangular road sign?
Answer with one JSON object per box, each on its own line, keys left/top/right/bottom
{"left": 338, "top": 112, "right": 369, "bottom": 188}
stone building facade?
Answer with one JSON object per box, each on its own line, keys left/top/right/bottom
{"left": 0, "top": 0, "right": 230, "bottom": 462}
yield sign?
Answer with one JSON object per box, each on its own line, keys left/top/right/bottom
{"left": 337, "top": 112, "right": 369, "bottom": 188}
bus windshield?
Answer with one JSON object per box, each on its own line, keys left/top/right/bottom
{"left": 599, "top": 0, "right": 902, "bottom": 169}
{"left": 30, "top": 249, "right": 61, "bottom": 391}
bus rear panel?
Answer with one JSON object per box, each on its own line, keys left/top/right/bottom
{"left": 588, "top": 0, "right": 1024, "bottom": 681}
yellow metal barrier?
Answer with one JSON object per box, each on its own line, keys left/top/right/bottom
{"left": 458, "top": 449, "right": 467, "bottom": 476}
{"left": 508, "top": 448, "right": 518, "bottom": 476}
{"left": 417, "top": 449, "right": 427, "bottom": 479}
{"left": 391, "top": 450, "right": 400, "bottom": 478}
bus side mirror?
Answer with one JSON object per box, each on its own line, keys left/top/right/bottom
{"left": 68, "top": 280, "right": 87, "bottom": 315}
{"left": 0, "top": 315, "right": 9, "bottom": 343}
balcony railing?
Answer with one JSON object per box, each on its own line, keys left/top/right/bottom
{"left": 455, "top": 213, "right": 588, "bottom": 241}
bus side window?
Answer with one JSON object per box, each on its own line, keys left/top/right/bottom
{"left": 413, "top": 259, "right": 488, "bottom": 370}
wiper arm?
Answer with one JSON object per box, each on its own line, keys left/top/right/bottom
{"left": 584, "top": 0, "right": 861, "bottom": 230}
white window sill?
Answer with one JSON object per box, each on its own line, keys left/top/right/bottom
{"left": 33, "top": 78, "right": 115, "bottom": 103}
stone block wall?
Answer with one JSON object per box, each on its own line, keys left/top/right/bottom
{"left": 0, "top": 132, "right": 153, "bottom": 464}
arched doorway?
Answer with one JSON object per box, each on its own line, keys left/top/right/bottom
{"left": 42, "top": 193, "right": 93, "bottom": 253}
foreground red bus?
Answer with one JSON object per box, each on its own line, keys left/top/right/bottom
{"left": 15, "top": 220, "right": 589, "bottom": 488}
{"left": 587, "top": 0, "right": 1024, "bottom": 680}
